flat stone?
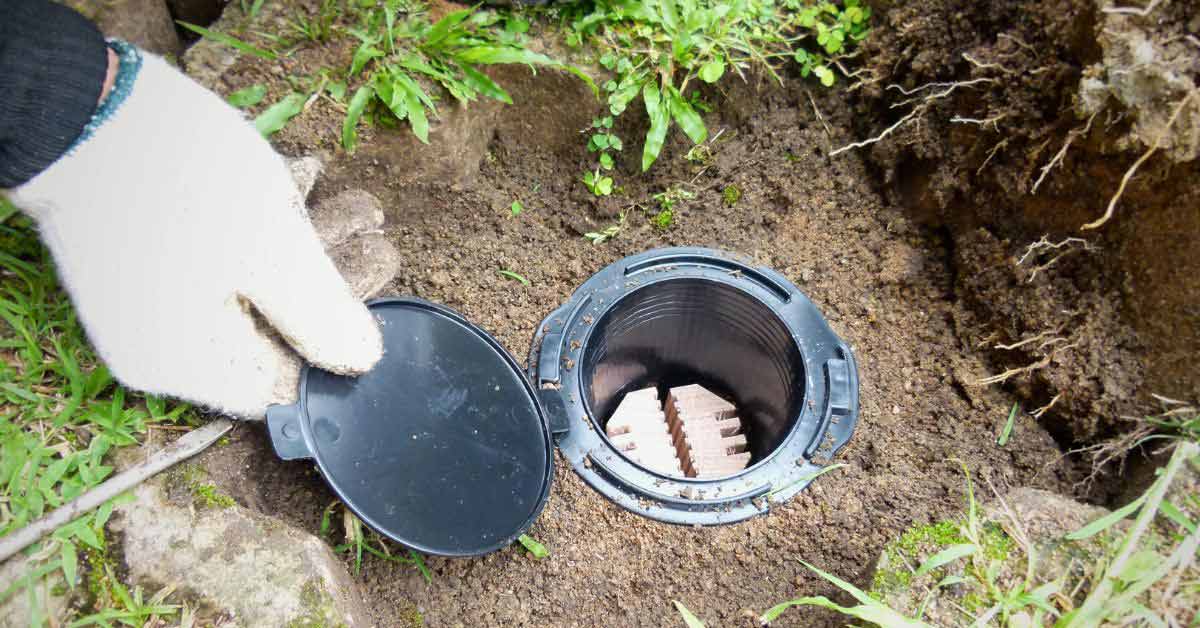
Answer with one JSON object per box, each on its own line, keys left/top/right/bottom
{"left": 109, "top": 478, "right": 368, "bottom": 627}
{"left": 310, "top": 190, "right": 386, "bottom": 249}
{"left": 68, "top": 0, "right": 181, "bottom": 57}
{"left": 329, "top": 233, "right": 401, "bottom": 301}
{"left": 0, "top": 553, "right": 72, "bottom": 627}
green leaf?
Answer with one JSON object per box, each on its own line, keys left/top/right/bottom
{"left": 599, "top": 152, "right": 615, "bottom": 170}
{"left": 254, "top": 93, "right": 305, "bottom": 137}
{"left": 761, "top": 596, "right": 931, "bottom": 627}
{"left": 642, "top": 81, "right": 669, "bottom": 172}
{"left": 998, "top": 402, "right": 1019, "bottom": 447}
{"left": 460, "top": 66, "right": 513, "bottom": 105}
{"left": 226, "top": 84, "right": 267, "bottom": 108}
{"left": 668, "top": 86, "right": 707, "bottom": 145}
{"left": 456, "top": 46, "right": 557, "bottom": 68}
{"left": 1067, "top": 492, "right": 1147, "bottom": 540}
{"left": 517, "top": 533, "right": 547, "bottom": 557}
{"left": 814, "top": 65, "right": 836, "bottom": 87}
{"left": 673, "top": 600, "right": 706, "bottom": 628}
{"left": 595, "top": 176, "right": 613, "bottom": 195}
{"left": 510, "top": 201, "right": 523, "bottom": 216}
{"left": 698, "top": 59, "right": 725, "bottom": 83}
{"left": 395, "top": 76, "right": 431, "bottom": 143}
{"left": 424, "top": 9, "right": 473, "bottom": 48}
{"left": 350, "top": 43, "right": 385, "bottom": 78}
{"left": 498, "top": 270, "right": 530, "bottom": 286}
{"left": 61, "top": 541, "right": 77, "bottom": 588}
{"left": 176, "top": 21, "right": 277, "bottom": 60}
{"left": 914, "top": 544, "right": 976, "bottom": 578}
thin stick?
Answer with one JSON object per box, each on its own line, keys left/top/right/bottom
{"left": 1083, "top": 92, "right": 1196, "bottom": 230}
{"left": 0, "top": 419, "right": 233, "bottom": 563}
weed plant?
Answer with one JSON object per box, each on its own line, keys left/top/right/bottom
{"left": 566, "top": 0, "right": 870, "bottom": 195}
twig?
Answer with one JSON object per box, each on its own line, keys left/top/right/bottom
{"left": 1031, "top": 113, "right": 1098, "bottom": 194}
{"left": 1083, "top": 91, "right": 1197, "bottom": 230}
{"left": 0, "top": 419, "right": 233, "bottom": 563}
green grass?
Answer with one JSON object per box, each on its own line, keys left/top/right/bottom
{"left": 0, "top": 207, "right": 193, "bottom": 626}
{"left": 319, "top": 501, "right": 431, "bottom": 582}
{"left": 768, "top": 448, "right": 1200, "bottom": 627}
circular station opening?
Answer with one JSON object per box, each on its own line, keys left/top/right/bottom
{"left": 580, "top": 278, "right": 805, "bottom": 479}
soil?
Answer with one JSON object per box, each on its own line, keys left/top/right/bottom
{"left": 173, "top": 0, "right": 1198, "bottom": 625}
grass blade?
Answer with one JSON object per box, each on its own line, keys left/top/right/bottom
{"left": 176, "top": 21, "right": 277, "bottom": 60}
{"left": 673, "top": 600, "right": 706, "bottom": 628}
{"left": 913, "top": 543, "right": 976, "bottom": 578}
{"left": 998, "top": 402, "right": 1018, "bottom": 446}
{"left": 1066, "top": 492, "right": 1146, "bottom": 540}
{"left": 254, "top": 93, "right": 305, "bottom": 137}
{"left": 498, "top": 270, "right": 530, "bottom": 286}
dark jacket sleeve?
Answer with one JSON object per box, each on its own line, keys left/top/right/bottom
{"left": 0, "top": 0, "right": 109, "bottom": 188}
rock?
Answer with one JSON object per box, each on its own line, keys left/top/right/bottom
{"left": 330, "top": 233, "right": 402, "bottom": 300}
{"left": 109, "top": 476, "right": 368, "bottom": 627}
{"left": 310, "top": 190, "right": 386, "bottom": 249}
{"left": 0, "top": 553, "right": 72, "bottom": 627}
{"left": 68, "top": 0, "right": 182, "bottom": 57}
{"left": 1079, "top": 5, "right": 1200, "bottom": 161}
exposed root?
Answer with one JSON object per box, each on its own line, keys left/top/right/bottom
{"left": 1101, "top": 0, "right": 1162, "bottom": 15}
{"left": 974, "top": 341, "right": 1078, "bottom": 386}
{"left": 1031, "top": 393, "right": 1062, "bottom": 419}
{"left": 951, "top": 113, "right": 1006, "bottom": 132}
{"left": 829, "top": 78, "right": 995, "bottom": 156}
{"left": 976, "top": 139, "right": 1009, "bottom": 175}
{"left": 962, "top": 52, "right": 1018, "bottom": 76}
{"left": 1083, "top": 91, "right": 1198, "bottom": 230}
{"left": 998, "top": 33, "right": 1037, "bottom": 54}
{"left": 1015, "top": 236, "right": 1096, "bottom": 282}
{"left": 994, "top": 327, "right": 1066, "bottom": 351}
{"left": 805, "top": 89, "right": 832, "bottom": 137}
{"left": 1031, "top": 113, "right": 1098, "bottom": 194}
{"left": 1070, "top": 422, "right": 1154, "bottom": 492}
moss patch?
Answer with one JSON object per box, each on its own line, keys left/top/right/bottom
{"left": 165, "top": 463, "right": 236, "bottom": 509}
{"left": 285, "top": 579, "right": 347, "bottom": 628}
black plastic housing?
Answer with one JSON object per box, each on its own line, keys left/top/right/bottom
{"left": 529, "top": 247, "right": 858, "bottom": 525}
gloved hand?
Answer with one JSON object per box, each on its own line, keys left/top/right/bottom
{"left": 7, "top": 47, "right": 384, "bottom": 418}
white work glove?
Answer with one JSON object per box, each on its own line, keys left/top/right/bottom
{"left": 7, "top": 51, "right": 384, "bottom": 418}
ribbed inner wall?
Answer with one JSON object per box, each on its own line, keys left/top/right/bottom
{"left": 581, "top": 279, "right": 804, "bottom": 463}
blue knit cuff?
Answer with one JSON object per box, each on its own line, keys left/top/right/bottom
{"left": 69, "top": 40, "right": 142, "bottom": 151}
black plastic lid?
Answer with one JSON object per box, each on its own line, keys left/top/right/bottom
{"left": 266, "top": 298, "right": 553, "bottom": 557}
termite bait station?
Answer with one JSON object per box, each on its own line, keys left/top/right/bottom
{"left": 266, "top": 247, "right": 859, "bottom": 556}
